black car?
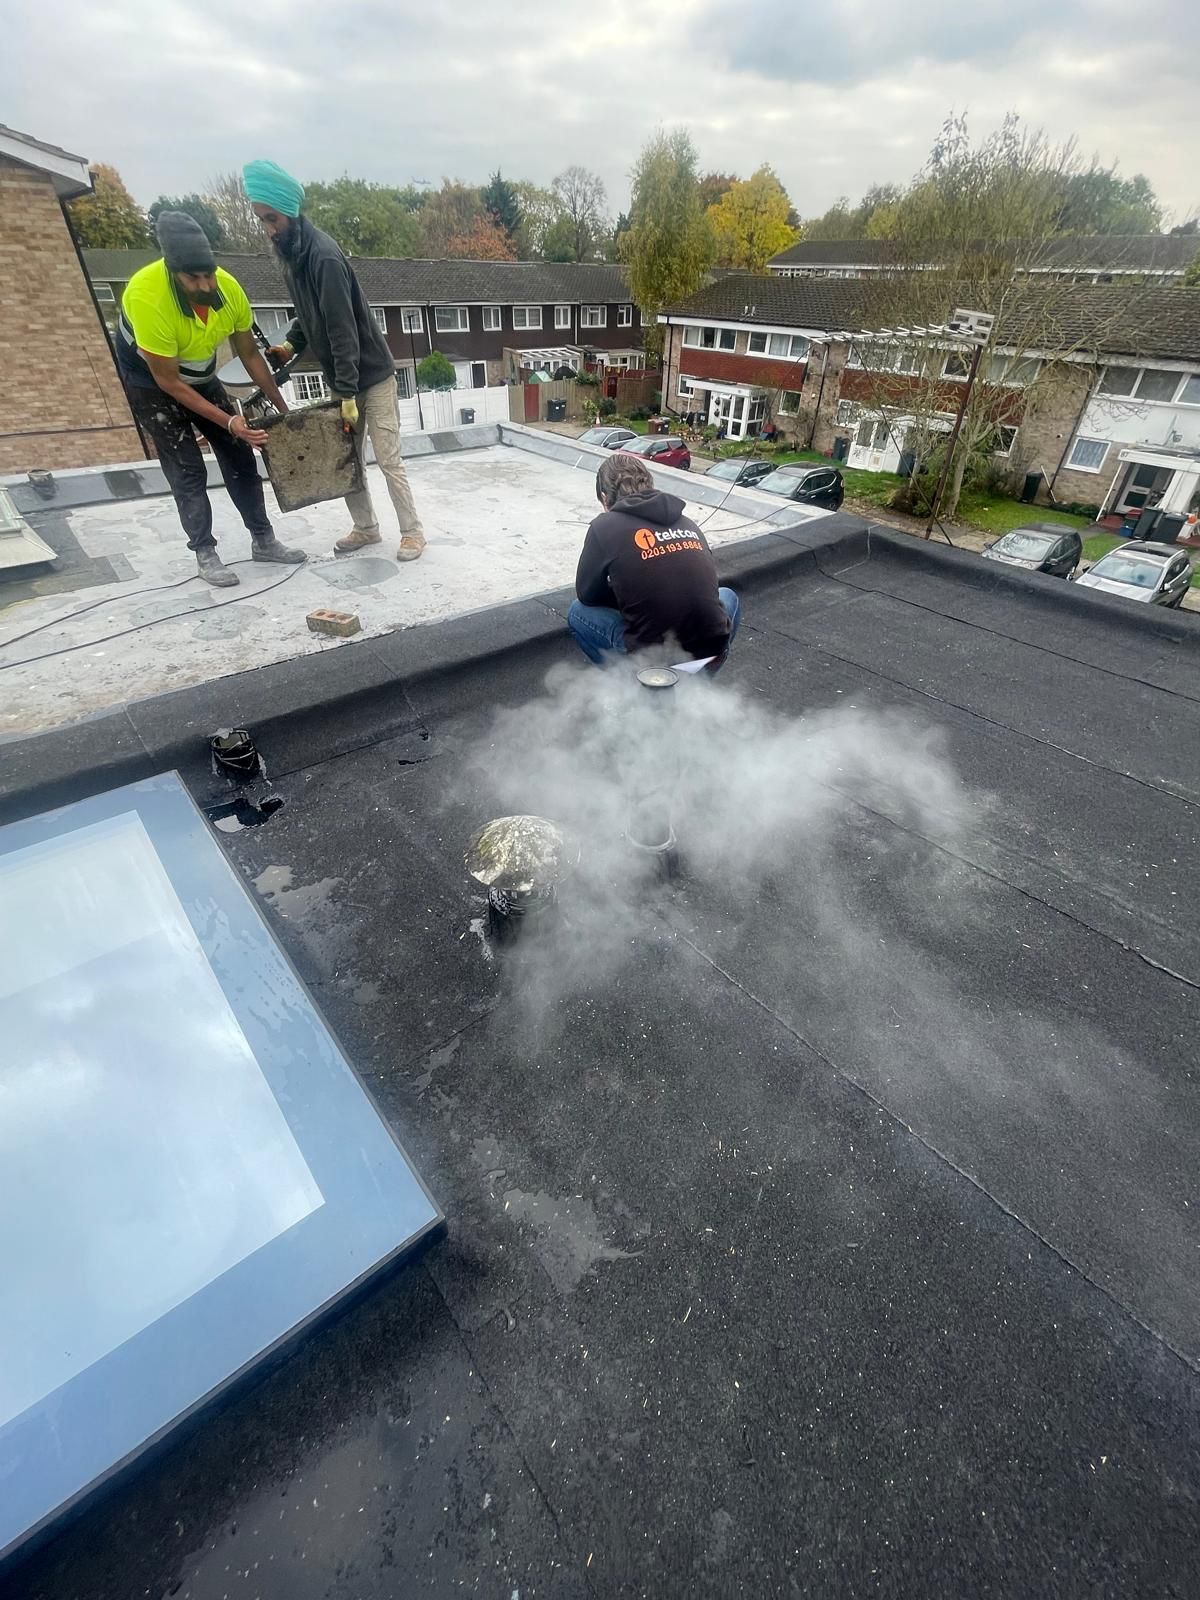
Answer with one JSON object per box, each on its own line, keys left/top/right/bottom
{"left": 703, "top": 458, "right": 776, "bottom": 489}
{"left": 756, "top": 465, "right": 845, "bottom": 510}
{"left": 981, "top": 522, "right": 1083, "bottom": 578}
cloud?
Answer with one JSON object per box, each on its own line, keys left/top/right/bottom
{"left": 5, "top": 0, "right": 1196, "bottom": 224}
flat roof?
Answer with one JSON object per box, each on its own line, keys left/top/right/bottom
{"left": 5, "top": 520, "right": 1200, "bottom": 1596}
{"left": 0, "top": 429, "right": 825, "bottom": 740}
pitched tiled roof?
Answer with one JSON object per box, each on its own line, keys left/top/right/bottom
{"left": 83, "top": 250, "right": 633, "bottom": 305}
{"left": 664, "top": 273, "right": 1200, "bottom": 363}
{"left": 768, "top": 234, "right": 1199, "bottom": 273}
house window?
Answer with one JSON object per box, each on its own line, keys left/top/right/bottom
{"left": 678, "top": 375, "right": 694, "bottom": 398}
{"left": 1177, "top": 374, "right": 1200, "bottom": 406}
{"left": 434, "top": 305, "right": 469, "bottom": 333}
{"left": 256, "top": 307, "right": 292, "bottom": 335}
{"left": 400, "top": 307, "right": 423, "bottom": 334}
{"left": 943, "top": 351, "right": 971, "bottom": 380}
{"left": 747, "top": 332, "right": 808, "bottom": 358}
{"left": 396, "top": 366, "right": 414, "bottom": 400}
{"left": 292, "top": 372, "right": 328, "bottom": 404}
{"left": 985, "top": 355, "right": 1039, "bottom": 386}
{"left": 93, "top": 283, "right": 115, "bottom": 304}
{"left": 835, "top": 400, "right": 858, "bottom": 426}
{"left": 684, "top": 326, "right": 737, "bottom": 350}
{"left": 992, "top": 425, "right": 1018, "bottom": 456}
{"left": 1098, "top": 365, "right": 1138, "bottom": 396}
{"left": 555, "top": 304, "right": 571, "bottom": 329}
{"left": 618, "top": 304, "right": 633, "bottom": 327}
{"left": 513, "top": 305, "right": 542, "bottom": 331}
{"left": 1068, "top": 436, "right": 1110, "bottom": 472}
{"left": 581, "top": 305, "right": 606, "bottom": 328}
{"left": 481, "top": 305, "right": 502, "bottom": 331}
{"left": 778, "top": 390, "right": 803, "bottom": 415}
{"left": 371, "top": 306, "right": 387, "bottom": 333}
{"left": 1135, "top": 368, "right": 1181, "bottom": 402}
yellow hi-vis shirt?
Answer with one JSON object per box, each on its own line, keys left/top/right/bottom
{"left": 116, "top": 260, "right": 253, "bottom": 388}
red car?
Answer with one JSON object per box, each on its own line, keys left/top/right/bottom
{"left": 619, "top": 434, "right": 691, "bottom": 471}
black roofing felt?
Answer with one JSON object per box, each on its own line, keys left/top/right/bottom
{"left": 6, "top": 524, "right": 1200, "bottom": 1599}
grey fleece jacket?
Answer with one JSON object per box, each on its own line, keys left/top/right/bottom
{"left": 281, "top": 217, "right": 396, "bottom": 398}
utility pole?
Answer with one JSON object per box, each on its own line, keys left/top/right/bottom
{"left": 407, "top": 313, "right": 425, "bottom": 431}
{"left": 923, "top": 307, "right": 993, "bottom": 539}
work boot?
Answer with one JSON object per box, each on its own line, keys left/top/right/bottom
{"left": 397, "top": 532, "right": 426, "bottom": 562}
{"left": 252, "top": 535, "right": 307, "bottom": 564}
{"left": 334, "top": 528, "right": 382, "bottom": 556}
{"left": 196, "top": 545, "right": 239, "bottom": 587}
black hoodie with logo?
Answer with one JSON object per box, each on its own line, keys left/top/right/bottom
{"left": 575, "top": 489, "right": 730, "bottom": 658}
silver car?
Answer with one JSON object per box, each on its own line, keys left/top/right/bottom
{"left": 1075, "top": 541, "right": 1193, "bottom": 608}
{"left": 577, "top": 426, "right": 637, "bottom": 450}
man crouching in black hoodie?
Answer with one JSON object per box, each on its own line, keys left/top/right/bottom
{"left": 569, "top": 454, "right": 741, "bottom": 668}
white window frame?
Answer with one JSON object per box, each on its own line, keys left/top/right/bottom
{"left": 93, "top": 283, "right": 116, "bottom": 304}
{"left": 482, "top": 305, "right": 502, "bottom": 331}
{"left": 835, "top": 400, "right": 859, "bottom": 426}
{"left": 371, "top": 306, "right": 387, "bottom": 333}
{"left": 400, "top": 306, "right": 423, "bottom": 335}
{"left": 1134, "top": 367, "right": 1186, "bottom": 403}
{"left": 678, "top": 374, "right": 695, "bottom": 399}
{"left": 683, "top": 325, "right": 736, "bottom": 351}
{"left": 985, "top": 354, "right": 1039, "bottom": 387}
{"left": 748, "top": 331, "right": 810, "bottom": 360}
{"left": 292, "top": 372, "right": 328, "bottom": 404}
{"left": 777, "top": 390, "right": 803, "bottom": 415}
{"left": 1068, "top": 436, "right": 1110, "bottom": 473}
{"left": 396, "top": 366, "right": 414, "bottom": 400}
{"left": 992, "top": 425, "right": 1019, "bottom": 457}
{"left": 581, "top": 304, "right": 606, "bottom": 329}
{"left": 1176, "top": 374, "right": 1200, "bottom": 406}
{"left": 435, "top": 305, "right": 469, "bottom": 333}
{"left": 512, "top": 305, "right": 542, "bottom": 331}
{"left": 942, "top": 351, "right": 972, "bottom": 381}
{"left": 555, "top": 304, "right": 571, "bottom": 330}
{"left": 617, "top": 304, "right": 633, "bottom": 328}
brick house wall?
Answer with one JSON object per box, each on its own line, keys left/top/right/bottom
{"left": 0, "top": 158, "right": 140, "bottom": 472}
{"left": 1018, "top": 362, "right": 1107, "bottom": 508}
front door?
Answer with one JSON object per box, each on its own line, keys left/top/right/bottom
{"left": 709, "top": 393, "right": 731, "bottom": 435}
{"left": 1116, "top": 463, "right": 1173, "bottom": 515}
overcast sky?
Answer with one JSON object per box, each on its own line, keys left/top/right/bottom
{"left": 9, "top": 0, "right": 1197, "bottom": 226}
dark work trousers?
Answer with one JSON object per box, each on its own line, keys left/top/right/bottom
{"left": 126, "top": 379, "right": 273, "bottom": 552}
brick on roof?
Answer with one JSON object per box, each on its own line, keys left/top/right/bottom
{"left": 665, "top": 273, "right": 1200, "bottom": 363}
{"left": 83, "top": 250, "right": 632, "bottom": 305}
{"left": 768, "top": 234, "right": 1199, "bottom": 272}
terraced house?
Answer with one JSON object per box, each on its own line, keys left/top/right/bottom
{"left": 83, "top": 251, "right": 645, "bottom": 408}
{"left": 661, "top": 273, "right": 1200, "bottom": 521}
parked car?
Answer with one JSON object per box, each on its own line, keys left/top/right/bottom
{"left": 577, "top": 426, "right": 637, "bottom": 450}
{"left": 1075, "top": 541, "right": 1193, "bottom": 607}
{"left": 703, "top": 457, "right": 776, "bottom": 489}
{"left": 756, "top": 465, "right": 845, "bottom": 510}
{"left": 981, "top": 522, "right": 1083, "bottom": 578}
{"left": 619, "top": 435, "right": 691, "bottom": 471}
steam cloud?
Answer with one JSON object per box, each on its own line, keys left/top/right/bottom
{"left": 464, "top": 659, "right": 976, "bottom": 1024}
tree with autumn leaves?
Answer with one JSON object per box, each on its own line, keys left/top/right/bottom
{"left": 706, "top": 165, "right": 799, "bottom": 273}
{"left": 66, "top": 165, "right": 149, "bottom": 249}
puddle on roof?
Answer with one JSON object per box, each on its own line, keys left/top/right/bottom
{"left": 470, "top": 1135, "right": 637, "bottom": 1295}
{"left": 253, "top": 864, "right": 341, "bottom": 920}
{"left": 206, "top": 794, "right": 285, "bottom": 832}
{"left": 411, "top": 1033, "right": 462, "bottom": 1097}
{"left": 312, "top": 556, "right": 400, "bottom": 590}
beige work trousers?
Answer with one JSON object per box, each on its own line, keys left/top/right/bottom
{"left": 345, "top": 377, "right": 425, "bottom": 539}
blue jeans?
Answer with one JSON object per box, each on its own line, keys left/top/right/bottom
{"left": 568, "top": 588, "right": 741, "bottom": 666}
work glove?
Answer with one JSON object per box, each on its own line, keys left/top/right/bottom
{"left": 266, "top": 341, "right": 293, "bottom": 365}
{"left": 340, "top": 396, "right": 360, "bottom": 430}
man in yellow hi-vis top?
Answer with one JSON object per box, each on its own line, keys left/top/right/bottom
{"left": 116, "top": 210, "right": 305, "bottom": 587}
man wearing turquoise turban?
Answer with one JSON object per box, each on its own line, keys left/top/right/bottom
{"left": 242, "top": 159, "right": 426, "bottom": 562}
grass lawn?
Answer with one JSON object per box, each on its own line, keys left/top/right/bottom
{"left": 955, "top": 496, "right": 1092, "bottom": 539}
